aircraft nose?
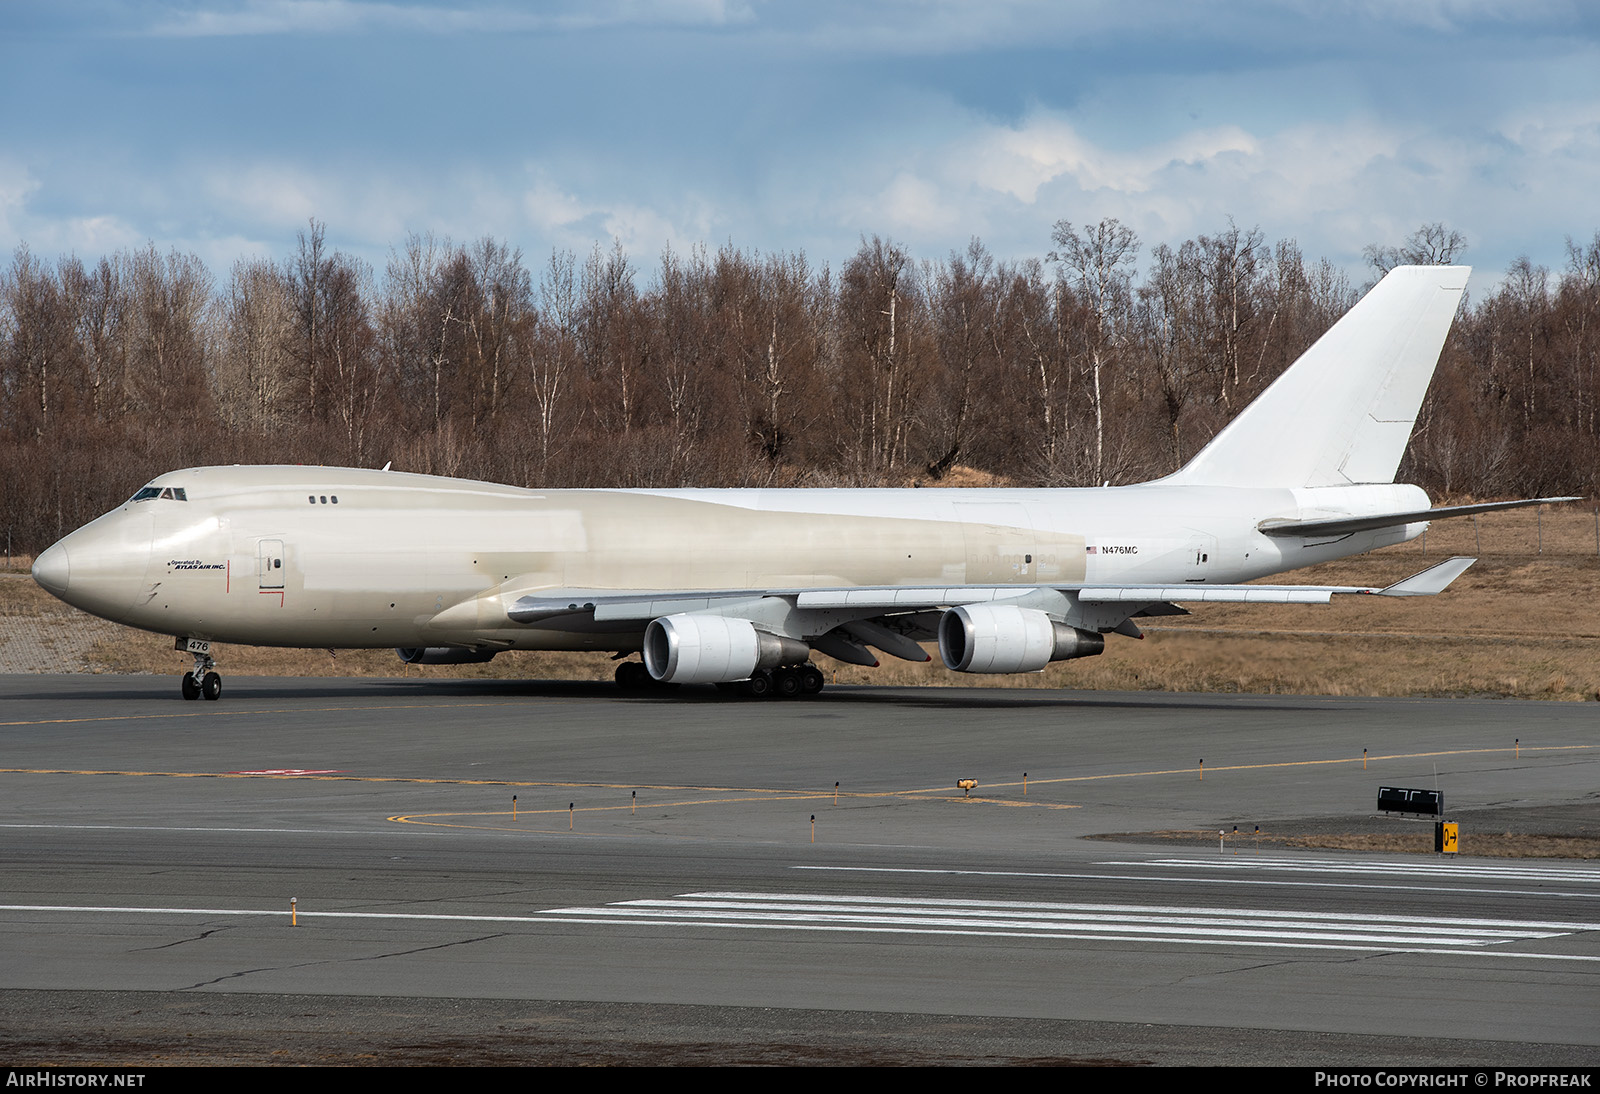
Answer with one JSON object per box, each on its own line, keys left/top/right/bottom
{"left": 30, "top": 511, "right": 151, "bottom": 622}
{"left": 32, "top": 541, "right": 70, "bottom": 596}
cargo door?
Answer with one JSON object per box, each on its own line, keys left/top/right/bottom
{"left": 258, "top": 538, "right": 286, "bottom": 589}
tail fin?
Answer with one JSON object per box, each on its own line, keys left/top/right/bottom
{"left": 1162, "top": 265, "right": 1470, "bottom": 488}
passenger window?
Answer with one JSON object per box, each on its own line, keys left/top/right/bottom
{"left": 320, "top": 496, "right": 327, "bottom": 504}
{"left": 308, "top": 496, "right": 316, "bottom": 504}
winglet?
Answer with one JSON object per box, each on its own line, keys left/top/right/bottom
{"left": 1371, "top": 556, "right": 1475, "bottom": 597}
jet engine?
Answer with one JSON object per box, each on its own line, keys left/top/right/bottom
{"left": 937, "top": 604, "right": 1104, "bottom": 673}
{"left": 643, "top": 614, "right": 809, "bottom": 683}
{"left": 396, "top": 647, "right": 499, "bottom": 665}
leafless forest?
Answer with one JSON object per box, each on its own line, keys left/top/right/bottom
{"left": 3, "top": 219, "right": 1597, "bottom": 554}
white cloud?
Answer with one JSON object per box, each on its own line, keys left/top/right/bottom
{"left": 202, "top": 163, "right": 326, "bottom": 226}
{"left": 143, "top": 0, "right": 754, "bottom": 38}
{"left": 0, "top": 163, "right": 43, "bottom": 248}
{"left": 872, "top": 172, "right": 961, "bottom": 234}
{"left": 0, "top": 162, "right": 149, "bottom": 261}
{"left": 1497, "top": 102, "right": 1600, "bottom": 160}
{"left": 970, "top": 115, "right": 1259, "bottom": 202}
{"left": 522, "top": 176, "right": 590, "bottom": 232}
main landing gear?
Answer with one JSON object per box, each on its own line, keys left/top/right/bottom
{"left": 615, "top": 661, "right": 826, "bottom": 698}
{"left": 737, "top": 664, "right": 825, "bottom": 698}
{"left": 177, "top": 638, "right": 222, "bottom": 701}
{"left": 614, "top": 660, "right": 677, "bottom": 693}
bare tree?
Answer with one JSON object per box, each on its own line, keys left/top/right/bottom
{"left": 926, "top": 239, "right": 998, "bottom": 477}
{"left": 288, "top": 220, "right": 328, "bottom": 419}
{"left": 840, "top": 236, "right": 922, "bottom": 473}
{"left": 1194, "top": 220, "right": 1266, "bottom": 405}
{"left": 1138, "top": 241, "right": 1201, "bottom": 467}
{"left": 321, "top": 253, "right": 378, "bottom": 459}
{"left": 529, "top": 248, "right": 578, "bottom": 480}
{"left": 579, "top": 239, "right": 641, "bottom": 437}
{"left": 461, "top": 237, "right": 530, "bottom": 427}
{"left": 1049, "top": 218, "right": 1139, "bottom": 483}
{"left": 123, "top": 244, "right": 213, "bottom": 434}
{"left": 214, "top": 257, "right": 292, "bottom": 431}
{"left": 1364, "top": 222, "right": 1469, "bottom": 278}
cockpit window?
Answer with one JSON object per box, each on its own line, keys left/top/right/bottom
{"left": 131, "top": 486, "right": 188, "bottom": 503}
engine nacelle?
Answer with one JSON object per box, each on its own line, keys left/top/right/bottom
{"left": 643, "top": 614, "right": 809, "bottom": 684}
{"left": 937, "top": 604, "right": 1105, "bottom": 674}
{"left": 396, "top": 647, "right": 499, "bottom": 665}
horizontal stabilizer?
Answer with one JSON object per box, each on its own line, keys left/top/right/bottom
{"left": 1079, "top": 585, "right": 1339, "bottom": 604}
{"left": 1259, "top": 497, "right": 1581, "bottom": 538}
{"left": 1372, "top": 556, "right": 1475, "bottom": 597}
{"left": 1081, "top": 557, "right": 1475, "bottom": 603}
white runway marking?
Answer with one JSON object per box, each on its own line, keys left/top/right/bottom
{"left": 797, "top": 860, "right": 1600, "bottom": 900}
{"left": 1104, "top": 857, "right": 1600, "bottom": 884}
{"left": 0, "top": 823, "right": 385, "bottom": 835}
{"left": 4, "top": 893, "right": 1597, "bottom": 961}
{"left": 537, "top": 890, "right": 1600, "bottom": 958}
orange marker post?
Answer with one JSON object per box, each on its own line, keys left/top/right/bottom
{"left": 290, "top": 897, "right": 297, "bottom": 927}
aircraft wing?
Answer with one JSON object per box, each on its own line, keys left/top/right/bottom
{"left": 506, "top": 556, "right": 1477, "bottom": 622}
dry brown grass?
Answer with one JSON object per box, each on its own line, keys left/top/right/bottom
{"left": 0, "top": 574, "right": 52, "bottom": 616}
{"left": 8, "top": 503, "right": 1600, "bottom": 701}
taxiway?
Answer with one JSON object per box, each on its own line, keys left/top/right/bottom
{"left": 2, "top": 675, "right": 1596, "bottom": 1065}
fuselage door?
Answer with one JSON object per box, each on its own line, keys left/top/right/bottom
{"left": 1185, "top": 534, "right": 1217, "bottom": 582}
{"left": 258, "top": 539, "right": 286, "bottom": 589}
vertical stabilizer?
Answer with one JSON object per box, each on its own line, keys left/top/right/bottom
{"left": 1162, "top": 265, "right": 1470, "bottom": 488}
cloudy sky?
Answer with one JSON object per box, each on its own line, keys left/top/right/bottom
{"left": 3, "top": 1, "right": 1597, "bottom": 290}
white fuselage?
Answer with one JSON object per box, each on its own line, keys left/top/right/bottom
{"left": 34, "top": 465, "right": 1429, "bottom": 653}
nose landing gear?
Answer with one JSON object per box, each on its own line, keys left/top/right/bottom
{"left": 177, "top": 638, "right": 222, "bottom": 701}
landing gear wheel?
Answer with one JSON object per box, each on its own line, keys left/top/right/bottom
{"left": 181, "top": 641, "right": 219, "bottom": 702}
{"left": 615, "top": 661, "right": 651, "bottom": 691}
{"left": 741, "top": 671, "right": 774, "bottom": 698}
{"left": 799, "top": 665, "right": 825, "bottom": 695}
{"left": 773, "top": 667, "right": 803, "bottom": 699}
